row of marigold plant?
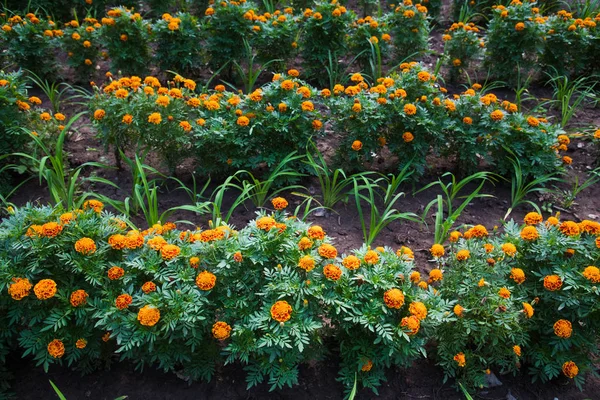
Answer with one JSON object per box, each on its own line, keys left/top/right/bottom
{"left": 2, "top": 1, "right": 600, "bottom": 84}
{"left": 1, "top": 199, "right": 599, "bottom": 393}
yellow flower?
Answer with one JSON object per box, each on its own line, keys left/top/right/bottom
{"left": 383, "top": 288, "right": 405, "bottom": 309}
{"left": 430, "top": 244, "right": 444, "bottom": 257}
{"left": 522, "top": 302, "right": 534, "bottom": 318}
{"left": 553, "top": 319, "right": 572, "bottom": 338}
{"left": 501, "top": 243, "right": 517, "bottom": 256}
{"left": 75, "top": 237, "right": 96, "bottom": 255}
{"left": 271, "top": 300, "right": 292, "bottom": 322}
{"left": 137, "top": 305, "right": 160, "bottom": 326}
{"left": 490, "top": 110, "right": 504, "bottom": 121}
{"left": 196, "top": 271, "right": 216, "bottom": 290}
{"left": 513, "top": 345, "right": 521, "bottom": 357}
{"left": 308, "top": 225, "right": 325, "bottom": 239}
{"left": 453, "top": 304, "right": 464, "bottom": 317}
{"left": 34, "top": 279, "right": 57, "bottom": 300}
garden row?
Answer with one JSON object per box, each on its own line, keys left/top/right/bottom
{"left": 2, "top": 1, "right": 600, "bottom": 86}
{"left": 1, "top": 62, "right": 579, "bottom": 183}
{"left": 0, "top": 202, "right": 598, "bottom": 394}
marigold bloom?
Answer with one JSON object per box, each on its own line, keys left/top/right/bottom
{"left": 83, "top": 199, "right": 104, "bottom": 213}
{"left": 160, "top": 244, "right": 180, "bottom": 261}
{"left": 402, "top": 131, "right": 414, "bottom": 142}
{"left": 453, "top": 304, "right": 464, "bottom": 317}
{"left": 342, "top": 255, "right": 360, "bottom": 270}
{"left": 59, "top": 212, "right": 76, "bottom": 225}
{"left": 323, "top": 264, "right": 342, "bottom": 281}
{"left": 255, "top": 216, "right": 275, "bottom": 231}
{"left": 148, "top": 112, "right": 162, "bottom": 124}
{"left": 409, "top": 301, "right": 428, "bottom": 320}
{"left": 70, "top": 289, "right": 88, "bottom": 307}
{"left": 456, "top": 249, "right": 470, "bottom": 261}
{"left": 147, "top": 236, "right": 167, "bottom": 251}
{"left": 307, "top": 226, "right": 325, "bottom": 240}
{"left": 510, "top": 268, "right": 526, "bottom": 284}
{"left": 298, "top": 255, "right": 316, "bottom": 271}
{"left": 361, "top": 359, "right": 373, "bottom": 371}
{"left": 520, "top": 226, "right": 539, "bottom": 241}
{"left": 142, "top": 281, "right": 157, "bottom": 294}
{"left": 188, "top": 256, "right": 200, "bottom": 269}
{"left": 8, "top": 278, "right": 33, "bottom": 300}
{"left": 212, "top": 321, "right": 232, "bottom": 340}
{"left": 522, "top": 302, "right": 534, "bottom": 318}
{"left": 582, "top": 266, "right": 600, "bottom": 283}
{"left": 138, "top": 305, "right": 160, "bottom": 326}
{"left": 579, "top": 220, "right": 600, "bottom": 235}
{"left": 428, "top": 268, "right": 443, "bottom": 283}
{"left": 107, "top": 234, "right": 126, "bottom": 250}
{"left": 271, "top": 197, "right": 288, "bottom": 210}
{"left": 562, "top": 361, "right": 578, "bottom": 378}
{"left": 318, "top": 244, "right": 337, "bottom": 259}
{"left": 351, "top": 140, "right": 363, "bottom": 151}
{"left": 449, "top": 231, "right": 462, "bottom": 242}
{"left": 490, "top": 110, "right": 504, "bottom": 121}
{"left": 430, "top": 244, "right": 444, "bottom": 257}
{"left": 41, "top": 222, "right": 63, "bottom": 238}
{"left": 107, "top": 266, "right": 124, "bottom": 280}
{"left": 196, "top": 271, "right": 216, "bottom": 290}
{"left": 454, "top": 352, "right": 466, "bottom": 367}
{"left": 233, "top": 251, "right": 243, "bottom": 263}
{"left": 553, "top": 319, "right": 572, "bottom": 338}
{"left": 404, "top": 103, "right": 417, "bottom": 115}
{"left": 513, "top": 345, "right": 521, "bottom": 357}
{"left": 76, "top": 338, "right": 87, "bottom": 349}
{"left": 115, "top": 294, "right": 132, "bottom": 310}
{"left": 498, "top": 287, "right": 511, "bottom": 299}
{"left": 400, "top": 315, "right": 420, "bottom": 335}
{"left": 34, "top": 279, "right": 57, "bottom": 300}
{"left": 524, "top": 212, "right": 542, "bottom": 225}
{"left": 364, "top": 250, "right": 379, "bottom": 264}
{"left": 48, "top": 339, "right": 65, "bottom": 358}
{"left": 397, "top": 246, "right": 414, "bottom": 260}
{"left": 383, "top": 288, "right": 404, "bottom": 309}
{"left": 501, "top": 243, "right": 517, "bottom": 256}
{"left": 464, "top": 224, "right": 488, "bottom": 239}
{"left": 409, "top": 271, "right": 421, "bottom": 283}
{"left": 271, "top": 300, "right": 292, "bottom": 322}
{"left": 543, "top": 275, "right": 562, "bottom": 291}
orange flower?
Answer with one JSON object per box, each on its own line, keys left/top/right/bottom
{"left": 108, "top": 234, "right": 127, "bottom": 250}
{"left": 430, "top": 244, "right": 444, "bottom": 257}
{"left": 342, "top": 255, "right": 360, "bottom": 270}
{"left": 453, "top": 352, "right": 466, "bottom": 367}
{"left": 70, "top": 289, "right": 88, "bottom": 307}
{"left": 233, "top": 251, "right": 243, "bottom": 263}
{"left": 298, "top": 237, "right": 313, "bottom": 250}
{"left": 543, "top": 275, "right": 562, "bottom": 291}
{"left": 137, "top": 305, "right": 160, "bottom": 326}
{"left": 383, "top": 288, "right": 405, "bottom": 309}
{"left": 523, "top": 212, "right": 542, "bottom": 225}
{"left": 456, "top": 249, "right": 470, "bottom": 261}
{"left": 108, "top": 266, "right": 124, "bottom": 280}
{"left": 409, "top": 301, "right": 428, "bottom": 320}
{"left": 83, "top": 199, "right": 104, "bottom": 213}
{"left": 428, "top": 268, "right": 443, "bottom": 283}
{"left": 189, "top": 256, "right": 200, "bottom": 269}
{"left": 498, "top": 287, "right": 511, "bottom": 299}
{"left": 400, "top": 315, "right": 421, "bottom": 335}
{"left": 142, "top": 281, "right": 156, "bottom": 293}
{"left": 562, "top": 361, "right": 579, "bottom": 378}
{"left": 307, "top": 226, "right": 325, "bottom": 240}
{"left": 8, "top": 278, "right": 32, "bottom": 300}
{"left": 318, "top": 244, "right": 338, "bottom": 259}
{"left": 583, "top": 266, "right": 600, "bottom": 283}
{"left": 41, "top": 222, "right": 63, "bottom": 237}
{"left": 323, "top": 264, "right": 342, "bottom": 281}
{"left": 553, "top": 319, "right": 572, "bottom": 338}
{"left": 501, "top": 243, "right": 517, "bottom": 256}
{"left": 510, "top": 268, "right": 525, "bottom": 284}
{"left": 75, "top": 237, "right": 96, "bottom": 255}
{"left": 453, "top": 304, "right": 464, "bottom": 317}
{"left": 34, "top": 279, "right": 57, "bottom": 300}
{"left": 115, "top": 293, "right": 133, "bottom": 310}
{"left": 196, "top": 271, "right": 216, "bottom": 290}
{"left": 520, "top": 226, "right": 539, "bottom": 241}
{"left": 256, "top": 216, "right": 276, "bottom": 231}
{"left": 522, "top": 302, "right": 534, "bottom": 318}
{"left": 559, "top": 221, "right": 579, "bottom": 236}
{"left": 298, "top": 255, "right": 316, "bottom": 271}
{"left": 47, "top": 339, "right": 65, "bottom": 358}
{"left": 271, "top": 300, "right": 292, "bottom": 322}
{"left": 76, "top": 339, "right": 87, "bottom": 349}
{"left": 161, "top": 244, "right": 181, "bottom": 260}
{"left": 212, "top": 321, "right": 232, "bottom": 340}
{"left": 404, "top": 103, "right": 417, "bottom": 115}
{"left": 402, "top": 132, "right": 414, "bottom": 142}
{"left": 513, "top": 345, "right": 521, "bottom": 357}
{"left": 409, "top": 271, "right": 421, "bottom": 283}
{"left": 271, "top": 197, "right": 288, "bottom": 210}
{"left": 490, "top": 110, "right": 504, "bottom": 121}
{"left": 364, "top": 250, "right": 379, "bottom": 264}
{"left": 351, "top": 140, "right": 363, "bottom": 151}
{"left": 361, "top": 359, "right": 373, "bottom": 371}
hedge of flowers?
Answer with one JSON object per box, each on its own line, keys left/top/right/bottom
{"left": 88, "top": 63, "right": 567, "bottom": 178}
{"left": 1, "top": 202, "right": 599, "bottom": 393}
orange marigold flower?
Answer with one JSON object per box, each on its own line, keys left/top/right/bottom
{"left": 256, "top": 216, "right": 276, "bottom": 231}
{"left": 59, "top": 212, "right": 76, "bottom": 225}
{"left": 323, "top": 264, "right": 342, "bottom": 281}
{"left": 464, "top": 224, "right": 489, "bottom": 239}
{"left": 513, "top": 345, "right": 521, "bottom": 357}
{"left": 196, "top": 271, "right": 216, "bottom": 290}
{"left": 562, "top": 156, "right": 572, "bottom": 165}
{"left": 137, "top": 305, "right": 160, "bottom": 326}
{"left": 449, "top": 231, "right": 462, "bottom": 242}
{"left": 400, "top": 315, "right": 421, "bottom": 335}
{"left": 342, "top": 255, "right": 361, "bottom": 270}
{"left": 40, "top": 222, "right": 63, "bottom": 238}
{"left": 583, "top": 266, "right": 600, "bottom": 283}
{"left": 544, "top": 275, "right": 562, "bottom": 291}
{"left": 501, "top": 243, "right": 517, "bottom": 256}
{"left": 189, "top": 257, "right": 200, "bottom": 269}
{"left": 428, "top": 268, "right": 443, "bottom": 283}
{"left": 456, "top": 249, "right": 470, "bottom": 261}
{"left": 298, "top": 255, "right": 316, "bottom": 271}
{"left": 490, "top": 110, "right": 504, "bottom": 121}
{"left": 161, "top": 244, "right": 181, "bottom": 260}
{"left": 454, "top": 304, "right": 464, "bottom": 317}
{"left": 108, "top": 266, "right": 124, "bottom": 280}
{"left": 318, "top": 244, "right": 338, "bottom": 259}
{"left": 212, "top": 321, "right": 232, "bottom": 340}
{"left": 430, "top": 244, "right": 444, "bottom": 257}
{"left": 271, "top": 197, "right": 288, "bottom": 210}
{"left": 383, "top": 288, "right": 405, "bottom": 309}
{"left": 108, "top": 234, "right": 127, "bottom": 250}
{"left": 454, "top": 352, "right": 466, "bottom": 367}
{"left": 298, "top": 237, "right": 314, "bottom": 250}
{"left": 364, "top": 250, "right": 379, "bottom": 264}
{"left": 562, "top": 361, "right": 579, "bottom": 378}
{"left": 409, "top": 271, "right": 421, "bottom": 283}
{"left": 93, "top": 109, "right": 104, "bottom": 120}
{"left": 48, "top": 339, "right": 65, "bottom": 358}
{"left": 271, "top": 300, "right": 292, "bottom": 322}
{"left": 76, "top": 339, "right": 87, "bottom": 349}
{"left": 142, "top": 281, "right": 156, "bottom": 293}
{"left": 148, "top": 112, "right": 162, "bottom": 124}
{"left": 8, "top": 278, "right": 32, "bottom": 300}
{"left": 404, "top": 103, "right": 417, "bottom": 115}
{"left": 522, "top": 302, "right": 534, "bottom": 318}
{"left": 83, "top": 199, "right": 104, "bottom": 213}
{"left": 351, "top": 140, "right": 363, "bottom": 151}
{"left": 147, "top": 236, "right": 167, "bottom": 251}
{"left": 402, "top": 131, "right": 414, "bottom": 142}
{"left": 233, "top": 251, "right": 243, "bottom": 263}
{"left": 409, "top": 301, "right": 428, "bottom": 320}
{"left": 115, "top": 293, "right": 132, "bottom": 310}
{"left": 524, "top": 212, "right": 542, "bottom": 225}
{"left": 70, "top": 289, "right": 88, "bottom": 307}
{"left": 510, "top": 268, "right": 526, "bottom": 284}
{"left": 498, "top": 287, "right": 511, "bottom": 299}
{"left": 578, "top": 220, "right": 600, "bottom": 235}
{"left": 553, "top": 319, "right": 572, "bottom": 338}
{"left": 236, "top": 116, "right": 250, "bottom": 126}
{"left": 397, "top": 246, "right": 414, "bottom": 260}
{"left": 520, "top": 226, "right": 539, "bottom": 241}
{"left": 307, "top": 226, "right": 325, "bottom": 240}
{"left": 34, "top": 279, "right": 57, "bottom": 300}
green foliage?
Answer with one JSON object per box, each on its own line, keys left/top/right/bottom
{"left": 386, "top": 2, "right": 430, "bottom": 62}
{"left": 100, "top": 7, "right": 152, "bottom": 76}
{"left": 442, "top": 22, "right": 482, "bottom": 82}
{"left": 152, "top": 12, "right": 203, "bottom": 74}
{"left": 249, "top": 7, "right": 299, "bottom": 68}
{"left": 346, "top": 15, "right": 391, "bottom": 75}
{"left": 60, "top": 18, "right": 101, "bottom": 81}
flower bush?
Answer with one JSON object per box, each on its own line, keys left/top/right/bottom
{"left": 152, "top": 12, "right": 203, "bottom": 74}
{"left": 347, "top": 15, "right": 392, "bottom": 73}
{"left": 61, "top": 18, "right": 101, "bottom": 81}
{"left": 441, "top": 22, "right": 482, "bottom": 82}
{"left": 484, "top": 1, "right": 546, "bottom": 84}
{"left": 249, "top": 8, "right": 299, "bottom": 68}
{"left": 1, "top": 13, "right": 59, "bottom": 78}
{"left": 300, "top": 0, "right": 355, "bottom": 86}
{"left": 387, "top": 0, "right": 430, "bottom": 62}
{"left": 100, "top": 7, "right": 152, "bottom": 76}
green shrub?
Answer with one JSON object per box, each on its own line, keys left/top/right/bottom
{"left": 441, "top": 22, "right": 482, "bottom": 82}
{"left": 347, "top": 15, "right": 392, "bottom": 74}
{"left": 249, "top": 8, "right": 299, "bottom": 68}
{"left": 386, "top": 1, "right": 430, "bottom": 62}
{"left": 152, "top": 12, "right": 203, "bottom": 74}
{"left": 61, "top": 18, "right": 101, "bottom": 81}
